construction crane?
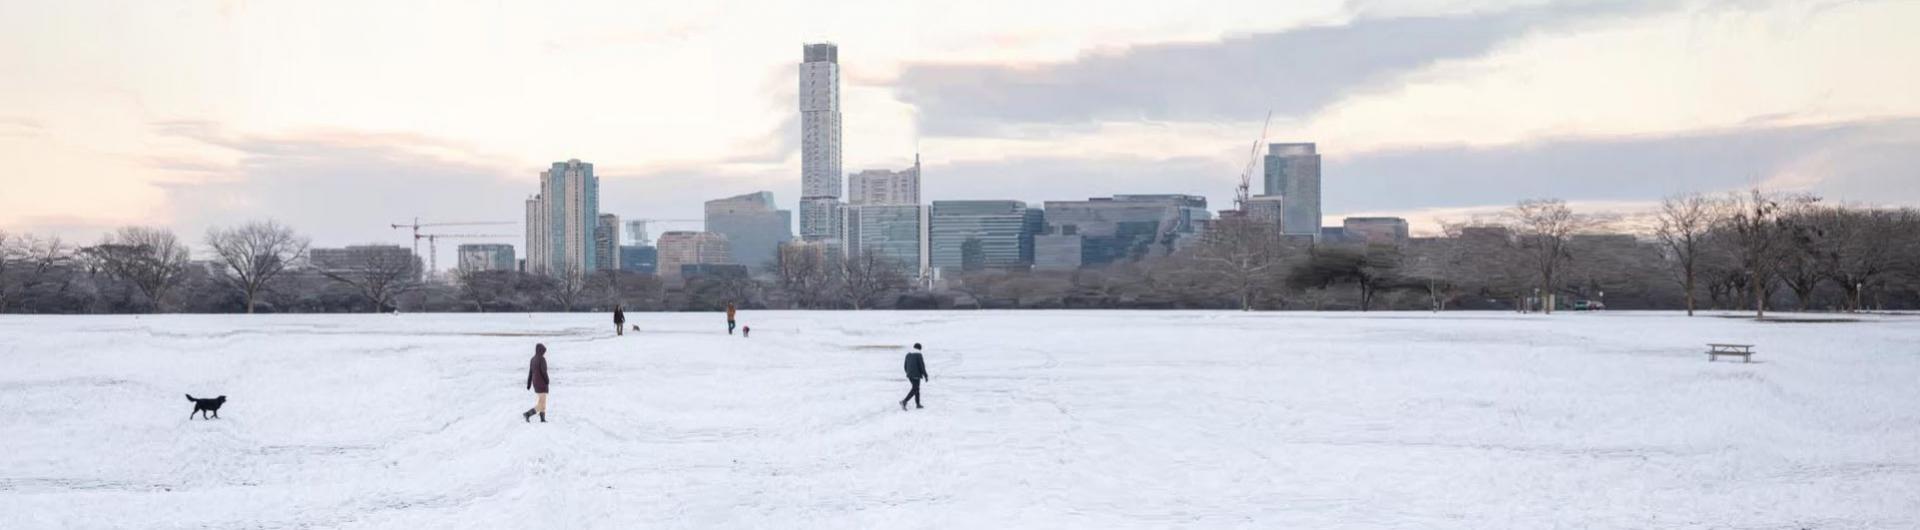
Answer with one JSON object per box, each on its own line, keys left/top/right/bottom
{"left": 623, "top": 219, "right": 701, "bottom": 246}
{"left": 410, "top": 233, "right": 518, "bottom": 276}
{"left": 390, "top": 218, "right": 517, "bottom": 264}
{"left": 1233, "top": 110, "right": 1275, "bottom": 215}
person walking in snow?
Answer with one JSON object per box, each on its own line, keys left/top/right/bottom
{"left": 613, "top": 305, "right": 626, "bottom": 336}
{"left": 523, "top": 343, "right": 550, "bottom": 423}
{"left": 901, "top": 343, "right": 930, "bottom": 410}
{"left": 726, "top": 303, "right": 738, "bottom": 335}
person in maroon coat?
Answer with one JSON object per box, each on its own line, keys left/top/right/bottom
{"left": 523, "top": 343, "right": 550, "bottom": 423}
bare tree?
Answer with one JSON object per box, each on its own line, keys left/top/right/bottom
{"left": 205, "top": 220, "right": 309, "bottom": 313}
{"left": 1717, "top": 189, "right": 1813, "bottom": 319}
{"left": 455, "top": 269, "right": 518, "bottom": 312}
{"left": 1187, "top": 216, "right": 1295, "bottom": 310}
{"left": 1654, "top": 193, "right": 1722, "bottom": 316}
{"left": 319, "top": 247, "right": 421, "bottom": 312}
{"left": 83, "top": 227, "right": 192, "bottom": 312}
{"left": 1812, "top": 208, "right": 1911, "bottom": 312}
{"left": 1503, "top": 199, "right": 1608, "bottom": 314}
{"left": 1440, "top": 221, "right": 1531, "bottom": 310}
{"left": 1, "top": 233, "right": 77, "bottom": 313}
{"left": 1775, "top": 202, "right": 1831, "bottom": 311}
{"left": 538, "top": 262, "right": 590, "bottom": 311}
{"left": 773, "top": 243, "right": 838, "bottom": 309}
{"left": 842, "top": 249, "right": 910, "bottom": 310}
{"left": 1400, "top": 237, "right": 1463, "bottom": 311}
{"left": 1288, "top": 244, "right": 1401, "bottom": 311}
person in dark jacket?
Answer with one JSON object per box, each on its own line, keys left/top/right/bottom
{"left": 523, "top": 343, "right": 550, "bottom": 423}
{"left": 901, "top": 343, "right": 929, "bottom": 410}
{"left": 613, "top": 306, "right": 626, "bottom": 336}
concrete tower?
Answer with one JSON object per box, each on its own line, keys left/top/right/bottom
{"left": 799, "top": 43, "right": 843, "bottom": 242}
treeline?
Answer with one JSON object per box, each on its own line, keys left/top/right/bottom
{"left": 3, "top": 191, "right": 1918, "bottom": 314}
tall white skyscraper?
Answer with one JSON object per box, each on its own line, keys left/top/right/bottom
{"left": 524, "top": 159, "right": 600, "bottom": 276}
{"left": 848, "top": 154, "right": 920, "bottom": 206}
{"left": 799, "top": 43, "right": 843, "bottom": 242}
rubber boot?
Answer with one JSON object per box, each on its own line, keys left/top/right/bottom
{"left": 900, "top": 400, "right": 908, "bottom": 411}
{"left": 539, "top": 412, "right": 547, "bottom": 423}
{"left": 523, "top": 408, "right": 536, "bottom": 422}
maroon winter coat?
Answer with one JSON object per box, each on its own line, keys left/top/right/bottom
{"left": 527, "top": 353, "right": 550, "bottom": 393}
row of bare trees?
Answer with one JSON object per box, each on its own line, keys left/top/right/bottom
{"left": 2, "top": 221, "right": 311, "bottom": 313}
{"left": 1655, "top": 190, "right": 1919, "bottom": 317}
{"left": 5, "top": 195, "right": 1918, "bottom": 314}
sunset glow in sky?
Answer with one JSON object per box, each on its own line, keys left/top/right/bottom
{"left": 3, "top": 0, "right": 1917, "bottom": 246}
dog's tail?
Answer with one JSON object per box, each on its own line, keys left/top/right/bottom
{"left": 185, "top": 394, "right": 195, "bottom": 402}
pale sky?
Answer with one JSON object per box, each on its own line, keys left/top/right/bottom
{"left": 2, "top": 0, "right": 1917, "bottom": 252}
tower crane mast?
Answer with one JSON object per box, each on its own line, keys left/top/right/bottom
{"left": 1235, "top": 110, "right": 1274, "bottom": 215}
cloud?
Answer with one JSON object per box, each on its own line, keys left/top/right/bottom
{"left": 893, "top": 0, "right": 1658, "bottom": 136}
{"left": 150, "top": 125, "right": 528, "bottom": 250}
{"left": 925, "top": 155, "right": 1238, "bottom": 207}
{"left": 147, "top": 122, "right": 807, "bottom": 253}
{"left": 1330, "top": 118, "right": 1920, "bottom": 213}
{"left": 0, "top": 116, "right": 45, "bottom": 138}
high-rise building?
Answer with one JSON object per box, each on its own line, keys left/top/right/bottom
{"left": 1032, "top": 228, "right": 1083, "bottom": 271}
{"left": 524, "top": 196, "right": 547, "bottom": 272}
{"left": 1243, "top": 195, "right": 1287, "bottom": 230}
{"left": 1263, "top": 143, "right": 1322, "bottom": 239}
{"left": 704, "top": 191, "right": 794, "bottom": 269}
{"left": 595, "top": 214, "right": 621, "bottom": 271}
{"left": 455, "top": 244, "right": 516, "bottom": 273}
{"left": 799, "top": 43, "right": 843, "bottom": 242}
{"left": 309, "top": 245, "right": 422, "bottom": 281}
{"left": 929, "top": 200, "right": 1038, "bottom": 272}
{"left": 1041, "top": 195, "right": 1211, "bottom": 268}
{"left": 846, "top": 204, "right": 927, "bottom": 275}
{"left": 848, "top": 155, "right": 920, "bottom": 206}
{"left": 655, "top": 231, "right": 732, "bottom": 278}
{"left": 1342, "top": 217, "right": 1410, "bottom": 246}
{"left": 524, "top": 159, "right": 600, "bottom": 276}
{"left": 618, "top": 245, "right": 658, "bottom": 275}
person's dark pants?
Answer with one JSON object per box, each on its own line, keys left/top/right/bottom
{"left": 728, "top": 320, "right": 736, "bottom": 335}
{"left": 615, "top": 322, "right": 624, "bottom": 336}
{"left": 900, "top": 377, "right": 921, "bottom": 408}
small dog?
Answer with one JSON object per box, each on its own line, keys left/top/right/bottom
{"left": 186, "top": 394, "right": 227, "bottom": 420}
{"left": 631, "top": 325, "right": 641, "bottom": 332}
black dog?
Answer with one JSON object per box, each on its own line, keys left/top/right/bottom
{"left": 186, "top": 394, "right": 226, "bottom": 420}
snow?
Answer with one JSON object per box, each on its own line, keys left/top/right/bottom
{"left": 2, "top": 310, "right": 1917, "bottom": 528}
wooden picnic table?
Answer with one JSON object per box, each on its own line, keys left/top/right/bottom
{"left": 1707, "top": 343, "right": 1755, "bottom": 363}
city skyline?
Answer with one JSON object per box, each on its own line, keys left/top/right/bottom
{"left": 3, "top": 1, "right": 1918, "bottom": 250}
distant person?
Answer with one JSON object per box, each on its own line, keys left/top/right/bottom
{"left": 613, "top": 305, "right": 626, "bottom": 336}
{"left": 901, "top": 343, "right": 930, "bottom": 410}
{"left": 742, "top": 326, "right": 751, "bottom": 338}
{"left": 523, "top": 343, "right": 550, "bottom": 423}
{"left": 726, "top": 303, "right": 738, "bottom": 335}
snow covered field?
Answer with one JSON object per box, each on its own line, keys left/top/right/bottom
{"left": 2, "top": 311, "right": 1917, "bottom": 529}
